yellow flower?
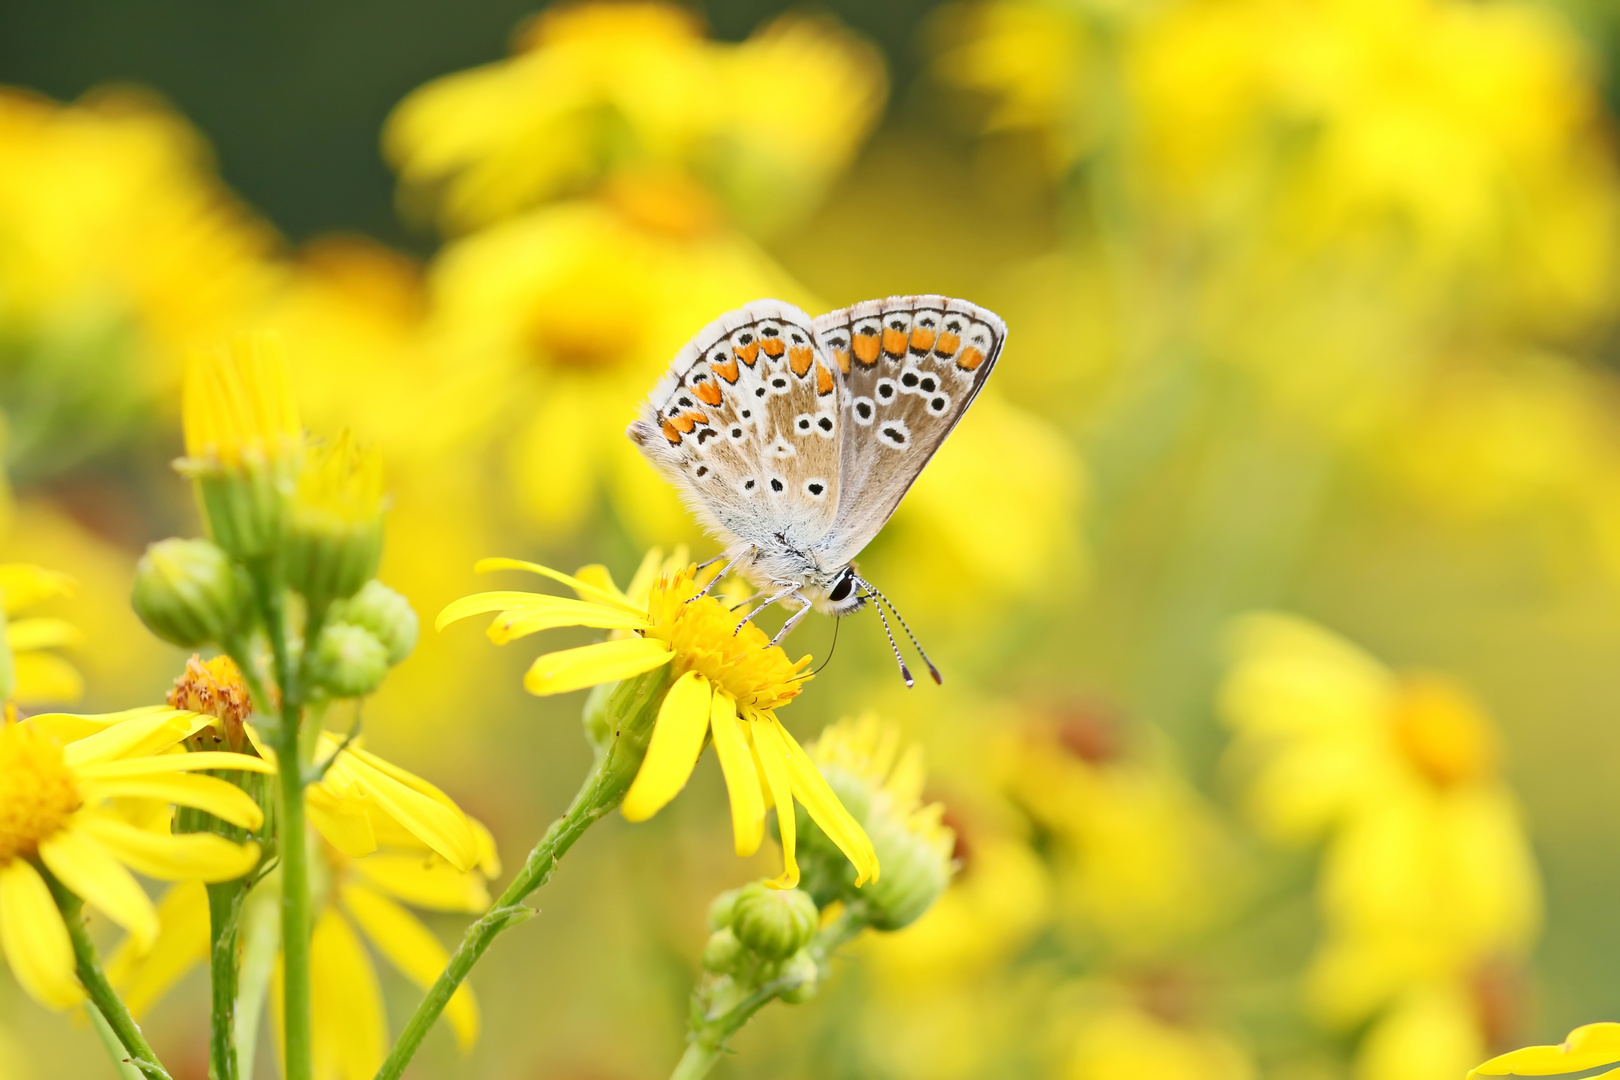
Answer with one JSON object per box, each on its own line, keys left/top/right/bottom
{"left": 384, "top": 1, "right": 884, "bottom": 235}
{"left": 182, "top": 332, "right": 303, "bottom": 470}
{"left": 0, "top": 563, "right": 81, "bottom": 706}
{"left": 110, "top": 826, "right": 497, "bottom": 1079}
{"left": 1219, "top": 613, "right": 1541, "bottom": 1027}
{"left": 1063, "top": 991, "right": 1255, "bottom": 1080}
{"left": 440, "top": 550, "right": 877, "bottom": 888}
{"left": 0, "top": 707, "right": 268, "bottom": 1008}
{"left": 1469, "top": 1021, "right": 1620, "bottom": 1079}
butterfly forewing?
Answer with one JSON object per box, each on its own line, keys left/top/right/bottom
{"left": 628, "top": 299, "right": 844, "bottom": 552}
{"left": 813, "top": 295, "right": 1007, "bottom": 564}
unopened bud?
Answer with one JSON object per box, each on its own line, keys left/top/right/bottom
{"left": 862, "top": 807, "right": 954, "bottom": 931}
{"left": 777, "top": 949, "right": 820, "bottom": 1004}
{"left": 326, "top": 580, "right": 417, "bottom": 666}
{"left": 132, "top": 538, "right": 249, "bottom": 647}
{"left": 729, "top": 882, "right": 818, "bottom": 961}
{"left": 284, "top": 432, "right": 385, "bottom": 607}
{"left": 707, "top": 888, "right": 742, "bottom": 932}
{"left": 307, "top": 622, "right": 389, "bottom": 698}
{"left": 701, "top": 928, "right": 744, "bottom": 974}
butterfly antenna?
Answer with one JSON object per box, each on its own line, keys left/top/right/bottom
{"left": 863, "top": 586, "right": 915, "bottom": 688}
{"left": 809, "top": 616, "right": 842, "bottom": 678}
{"left": 862, "top": 579, "right": 942, "bottom": 685}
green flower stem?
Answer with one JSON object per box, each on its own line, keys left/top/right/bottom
{"left": 248, "top": 565, "right": 314, "bottom": 1080}
{"left": 374, "top": 666, "right": 673, "bottom": 1080}
{"left": 672, "top": 907, "right": 868, "bottom": 1080}
{"left": 88, "top": 1005, "right": 146, "bottom": 1080}
{"left": 207, "top": 881, "right": 245, "bottom": 1080}
{"left": 43, "top": 871, "right": 173, "bottom": 1080}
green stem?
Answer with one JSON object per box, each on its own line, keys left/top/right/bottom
{"left": 44, "top": 872, "right": 172, "bottom": 1080}
{"left": 207, "top": 882, "right": 244, "bottom": 1080}
{"left": 249, "top": 566, "right": 314, "bottom": 1080}
{"left": 373, "top": 666, "right": 672, "bottom": 1080}
{"left": 673, "top": 909, "right": 868, "bottom": 1080}
{"left": 88, "top": 1006, "right": 146, "bottom": 1080}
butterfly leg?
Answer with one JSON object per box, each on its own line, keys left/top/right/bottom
{"left": 768, "top": 594, "right": 814, "bottom": 647}
{"left": 688, "top": 546, "right": 754, "bottom": 604}
{"left": 733, "top": 581, "right": 802, "bottom": 636}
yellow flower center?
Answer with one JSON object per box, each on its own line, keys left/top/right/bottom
{"left": 643, "top": 569, "right": 809, "bottom": 711}
{"left": 0, "top": 723, "right": 81, "bottom": 862}
{"left": 1391, "top": 673, "right": 1497, "bottom": 788}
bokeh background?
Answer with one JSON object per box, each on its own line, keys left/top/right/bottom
{"left": 6, "top": 0, "right": 1620, "bottom": 1076}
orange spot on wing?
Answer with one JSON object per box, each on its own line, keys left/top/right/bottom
{"left": 735, "top": 341, "right": 760, "bottom": 366}
{"left": 814, "top": 361, "right": 835, "bottom": 396}
{"left": 694, "top": 380, "right": 724, "bottom": 406}
{"left": 910, "top": 327, "right": 936, "bottom": 353}
{"left": 853, "top": 334, "right": 881, "bottom": 366}
{"left": 933, "top": 331, "right": 961, "bottom": 359}
{"left": 761, "top": 337, "right": 786, "bottom": 359}
{"left": 788, "top": 346, "right": 814, "bottom": 377}
{"left": 712, "top": 355, "right": 740, "bottom": 382}
{"left": 956, "top": 346, "right": 986, "bottom": 371}
{"left": 882, "top": 327, "right": 907, "bottom": 358}
{"left": 662, "top": 420, "right": 682, "bottom": 444}
{"left": 832, "top": 348, "right": 852, "bottom": 374}
{"left": 669, "top": 410, "right": 708, "bottom": 434}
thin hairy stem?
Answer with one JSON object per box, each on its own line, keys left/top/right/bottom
{"left": 44, "top": 872, "right": 173, "bottom": 1080}
{"left": 207, "top": 881, "right": 244, "bottom": 1080}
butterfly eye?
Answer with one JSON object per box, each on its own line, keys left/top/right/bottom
{"left": 828, "top": 570, "right": 855, "bottom": 603}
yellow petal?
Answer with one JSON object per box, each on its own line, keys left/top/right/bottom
{"left": 473, "top": 557, "right": 645, "bottom": 611}
{"left": 470, "top": 816, "right": 502, "bottom": 878}
{"left": 74, "top": 812, "right": 260, "bottom": 882}
{"left": 1470, "top": 1023, "right": 1620, "bottom": 1078}
{"left": 6, "top": 617, "right": 81, "bottom": 651}
{"left": 330, "top": 755, "right": 478, "bottom": 871}
{"left": 24, "top": 708, "right": 170, "bottom": 746}
{"left": 573, "top": 562, "right": 632, "bottom": 607}
{"left": 778, "top": 720, "right": 879, "bottom": 886}
{"left": 340, "top": 884, "right": 479, "bottom": 1052}
{"left": 77, "top": 751, "right": 276, "bottom": 780}
{"left": 748, "top": 718, "right": 800, "bottom": 890}
{"left": 105, "top": 881, "right": 210, "bottom": 1020}
{"left": 522, "top": 637, "right": 673, "bottom": 696}
{"left": 82, "top": 774, "right": 265, "bottom": 832}
{"left": 351, "top": 854, "right": 490, "bottom": 914}
{"left": 620, "top": 548, "right": 667, "bottom": 607}
{"left": 709, "top": 693, "right": 766, "bottom": 856}
{"left": 310, "top": 909, "right": 386, "bottom": 1080}
{"left": 63, "top": 709, "right": 210, "bottom": 767}
{"left": 486, "top": 601, "right": 650, "bottom": 643}
{"left": 306, "top": 786, "right": 379, "bottom": 859}
{"left": 0, "top": 564, "right": 74, "bottom": 616}
{"left": 436, "top": 590, "right": 645, "bottom": 634}
{"left": 37, "top": 829, "right": 159, "bottom": 951}
{"left": 622, "top": 671, "right": 713, "bottom": 822}
{"left": 11, "top": 652, "right": 84, "bottom": 706}
{"left": 0, "top": 859, "right": 80, "bottom": 1009}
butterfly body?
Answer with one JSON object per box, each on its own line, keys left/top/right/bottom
{"left": 627, "top": 295, "right": 1006, "bottom": 661}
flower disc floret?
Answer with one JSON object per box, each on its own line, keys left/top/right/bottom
{"left": 643, "top": 569, "right": 808, "bottom": 712}
{"left": 0, "top": 724, "right": 81, "bottom": 862}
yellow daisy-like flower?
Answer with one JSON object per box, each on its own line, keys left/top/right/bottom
{"left": 0, "top": 706, "right": 267, "bottom": 1008}
{"left": 0, "top": 563, "right": 81, "bottom": 707}
{"left": 440, "top": 550, "right": 877, "bottom": 888}
{"left": 1469, "top": 1021, "right": 1620, "bottom": 1078}
{"left": 181, "top": 332, "right": 303, "bottom": 469}
{"left": 111, "top": 827, "right": 498, "bottom": 1079}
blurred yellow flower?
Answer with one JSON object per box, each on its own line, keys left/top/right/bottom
{"left": 441, "top": 553, "right": 877, "bottom": 889}
{"left": 182, "top": 332, "right": 304, "bottom": 470}
{"left": 0, "top": 562, "right": 81, "bottom": 706}
{"left": 111, "top": 825, "right": 496, "bottom": 1079}
{"left": 1, "top": 707, "right": 267, "bottom": 1008}
{"left": 1469, "top": 1020, "right": 1620, "bottom": 1079}
{"left": 1064, "top": 994, "right": 1254, "bottom": 1080}
{"left": 1219, "top": 613, "right": 1541, "bottom": 1027}
{"left": 385, "top": 2, "right": 885, "bottom": 236}
{"left": 1357, "top": 982, "right": 1489, "bottom": 1080}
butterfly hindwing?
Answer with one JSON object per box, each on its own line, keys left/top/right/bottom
{"left": 813, "top": 295, "right": 1007, "bottom": 563}
{"left": 628, "top": 299, "right": 845, "bottom": 553}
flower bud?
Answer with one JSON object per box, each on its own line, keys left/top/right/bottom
{"left": 132, "top": 538, "right": 249, "bottom": 647}
{"left": 306, "top": 621, "right": 389, "bottom": 698}
{"left": 707, "top": 887, "right": 742, "bottom": 932}
{"left": 284, "top": 432, "right": 386, "bottom": 608}
{"left": 861, "top": 804, "right": 954, "bottom": 931}
{"left": 701, "top": 928, "right": 745, "bottom": 974}
{"left": 729, "top": 881, "right": 818, "bottom": 961}
{"left": 777, "top": 949, "right": 820, "bottom": 1004}
{"left": 325, "top": 580, "right": 417, "bottom": 666}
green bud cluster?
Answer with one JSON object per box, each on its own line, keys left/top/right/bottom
{"left": 132, "top": 538, "right": 251, "bottom": 648}
{"left": 698, "top": 882, "right": 822, "bottom": 1004}
{"left": 305, "top": 581, "right": 419, "bottom": 699}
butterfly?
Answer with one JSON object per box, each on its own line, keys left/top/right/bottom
{"left": 627, "top": 295, "right": 1007, "bottom": 685}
